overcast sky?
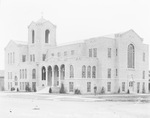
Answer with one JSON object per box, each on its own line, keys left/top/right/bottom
{"left": 0, "top": 0, "right": 150, "bottom": 70}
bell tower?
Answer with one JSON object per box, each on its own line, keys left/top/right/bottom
{"left": 28, "top": 17, "right": 57, "bottom": 46}
{"left": 28, "top": 18, "right": 57, "bottom": 63}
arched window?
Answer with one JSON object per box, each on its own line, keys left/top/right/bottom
{"left": 82, "top": 65, "right": 86, "bottom": 78}
{"left": 42, "top": 66, "right": 46, "bottom": 80}
{"left": 60, "top": 64, "right": 65, "bottom": 80}
{"left": 70, "top": 65, "right": 74, "bottom": 78}
{"left": 32, "top": 30, "right": 35, "bottom": 43}
{"left": 22, "top": 69, "right": 24, "bottom": 79}
{"left": 128, "top": 44, "right": 135, "bottom": 68}
{"left": 87, "top": 66, "right": 91, "bottom": 78}
{"left": 45, "top": 29, "right": 50, "bottom": 43}
{"left": 32, "top": 69, "right": 36, "bottom": 79}
{"left": 92, "top": 66, "right": 96, "bottom": 78}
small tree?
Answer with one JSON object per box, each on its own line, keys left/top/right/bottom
{"left": 118, "top": 88, "right": 120, "bottom": 94}
{"left": 34, "top": 87, "right": 37, "bottom": 92}
{"left": 142, "top": 87, "right": 145, "bottom": 94}
{"left": 127, "top": 89, "right": 130, "bottom": 94}
{"left": 74, "top": 89, "right": 81, "bottom": 94}
{"left": 59, "top": 83, "right": 65, "bottom": 93}
{"left": 49, "top": 87, "right": 52, "bottom": 93}
{"left": 101, "top": 87, "right": 105, "bottom": 94}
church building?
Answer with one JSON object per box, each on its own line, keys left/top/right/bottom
{"left": 4, "top": 18, "right": 149, "bottom": 94}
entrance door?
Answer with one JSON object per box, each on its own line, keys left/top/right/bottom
{"left": 129, "top": 81, "right": 134, "bottom": 93}
{"left": 32, "top": 82, "right": 36, "bottom": 92}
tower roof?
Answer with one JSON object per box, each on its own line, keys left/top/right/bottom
{"left": 36, "top": 17, "right": 48, "bottom": 24}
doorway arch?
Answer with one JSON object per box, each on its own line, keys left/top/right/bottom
{"left": 54, "top": 65, "right": 59, "bottom": 86}
{"left": 42, "top": 66, "right": 46, "bottom": 80}
{"left": 47, "top": 66, "right": 52, "bottom": 86}
{"left": 60, "top": 64, "right": 65, "bottom": 80}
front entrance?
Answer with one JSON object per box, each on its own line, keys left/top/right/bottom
{"left": 129, "top": 81, "right": 134, "bottom": 93}
{"left": 32, "top": 82, "right": 36, "bottom": 92}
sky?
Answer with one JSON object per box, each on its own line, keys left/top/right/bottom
{"left": 0, "top": 0, "right": 150, "bottom": 70}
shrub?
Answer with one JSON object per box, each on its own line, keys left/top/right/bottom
{"left": 17, "top": 88, "right": 19, "bottom": 92}
{"left": 59, "top": 83, "right": 65, "bottom": 93}
{"left": 34, "top": 87, "right": 37, "bottom": 92}
{"left": 49, "top": 87, "right": 52, "bottom": 93}
{"left": 127, "top": 89, "right": 130, "bottom": 94}
{"left": 11, "top": 87, "right": 15, "bottom": 91}
{"left": 25, "top": 85, "right": 31, "bottom": 92}
{"left": 1, "top": 87, "right": 4, "bottom": 91}
{"left": 74, "top": 89, "right": 81, "bottom": 94}
{"left": 118, "top": 88, "right": 120, "bottom": 94}
{"left": 101, "top": 87, "right": 105, "bottom": 94}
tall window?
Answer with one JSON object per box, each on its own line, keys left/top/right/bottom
{"left": 107, "top": 82, "right": 111, "bottom": 92}
{"left": 108, "top": 48, "right": 111, "bottom": 58}
{"left": 33, "top": 54, "right": 35, "bottom": 62}
{"left": 137, "top": 82, "right": 140, "bottom": 93}
{"left": 32, "top": 30, "right": 35, "bottom": 43}
{"left": 32, "top": 69, "right": 36, "bottom": 79}
{"left": 8, "top": 53, "right": 9, "bottom": 64}
{"left": 10, "top": 53, "right": 12, "bottom": 64}
{"left": 70, "top": 65, "right": 74, "bottom": 78}
{"left": 42, "top": 54, "right": 46, "bottom": 61}
{"left": 82, "top": 65, "right": 86, "bottom": 78}
{"left": 57, "top": 52, "right": 60, "bottom": 57}
{"left": 8, "top": 72, "right": 9, "bottom": 79}
{"left": 25, "top": 69, "right": 27, "bottom": 79}
{"left": 122, "top": 82, "right": 125, "bottom": 91}
{"left": 87, "top": 66, "right": 91, "bottom": 78}
{"left": 22, "top": 55, "right": 26, "bottom": 62}
{"left": 116, "top": 69, "right": 118, "bottom": 77}
{"left": 92, "top": 66, "right": 96, "bottom": 78}
{"left": 71, "top": 50, "right": 75, "bottom": 55}
{"left": 116, "top": 49, "right": 118, "bottom": 56}
{"left": 128, "top": 44, "right": 135, "bottom": 68}
{"left": 13, "top": 52, "right": 15, "bottom": 63}
{"left": 108, "top": 68, "right": 111, "bottom": 78}
{"left": 45, "top": 29, "right": 50, "bottom": 43}
{"left": 143, "top": 71, "right": 145, "bottom": 79}
{"left": 87, "top": 82, "right": 91, "bottom": 92}
{"left": 143, "top": 52, "right": 145, "bottom": 62}
{"left": 20, "top": 69, "right": 21, "bottom": 79}
{"left": 89, "top": 49, "right": 92, "bottom": 57}
{"left": 142, "top": 82, "right": 145, "bottom": 93}
{"left": 22, "top": 69, "right": 24, "bottom": 79}
{"left": 30, "top": 55, "right": 32, "bottom": 62}
{"left": 93, "top": 48, "right": 97, "bottom": 57}
{"left": 64, "top": 51, "right": 67, "bottom": 56}
{"left": 42, "top": 66, "right": 46, "bottom": 80}
{"left": 69, "top": 82, "right": 74, "bottom": 92}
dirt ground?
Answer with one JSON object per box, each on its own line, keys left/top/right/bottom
{"left": 0, "top": 92, "right": 150, "bottom": 118}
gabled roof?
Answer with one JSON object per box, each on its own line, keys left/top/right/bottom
{"left": 13, "top": 40, "right": 27, "bottom": 45}
{"left": 0, "top": 70, "right": 4, "bottom": 77}
{"left": 36, "top": 17, "right": 48, "bottom": 24}
{"left": 5, "top": 40, "right": 27, "bottom": 50}
{"left": 103, "top": 29, "right": 143, "bottom": 41}
{"left": 28, "top": 17, "right": 56, "bottom": 28}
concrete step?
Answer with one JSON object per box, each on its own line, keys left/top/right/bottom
{"left": 37, "top": 86, "right": 60, "bottom": 93}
